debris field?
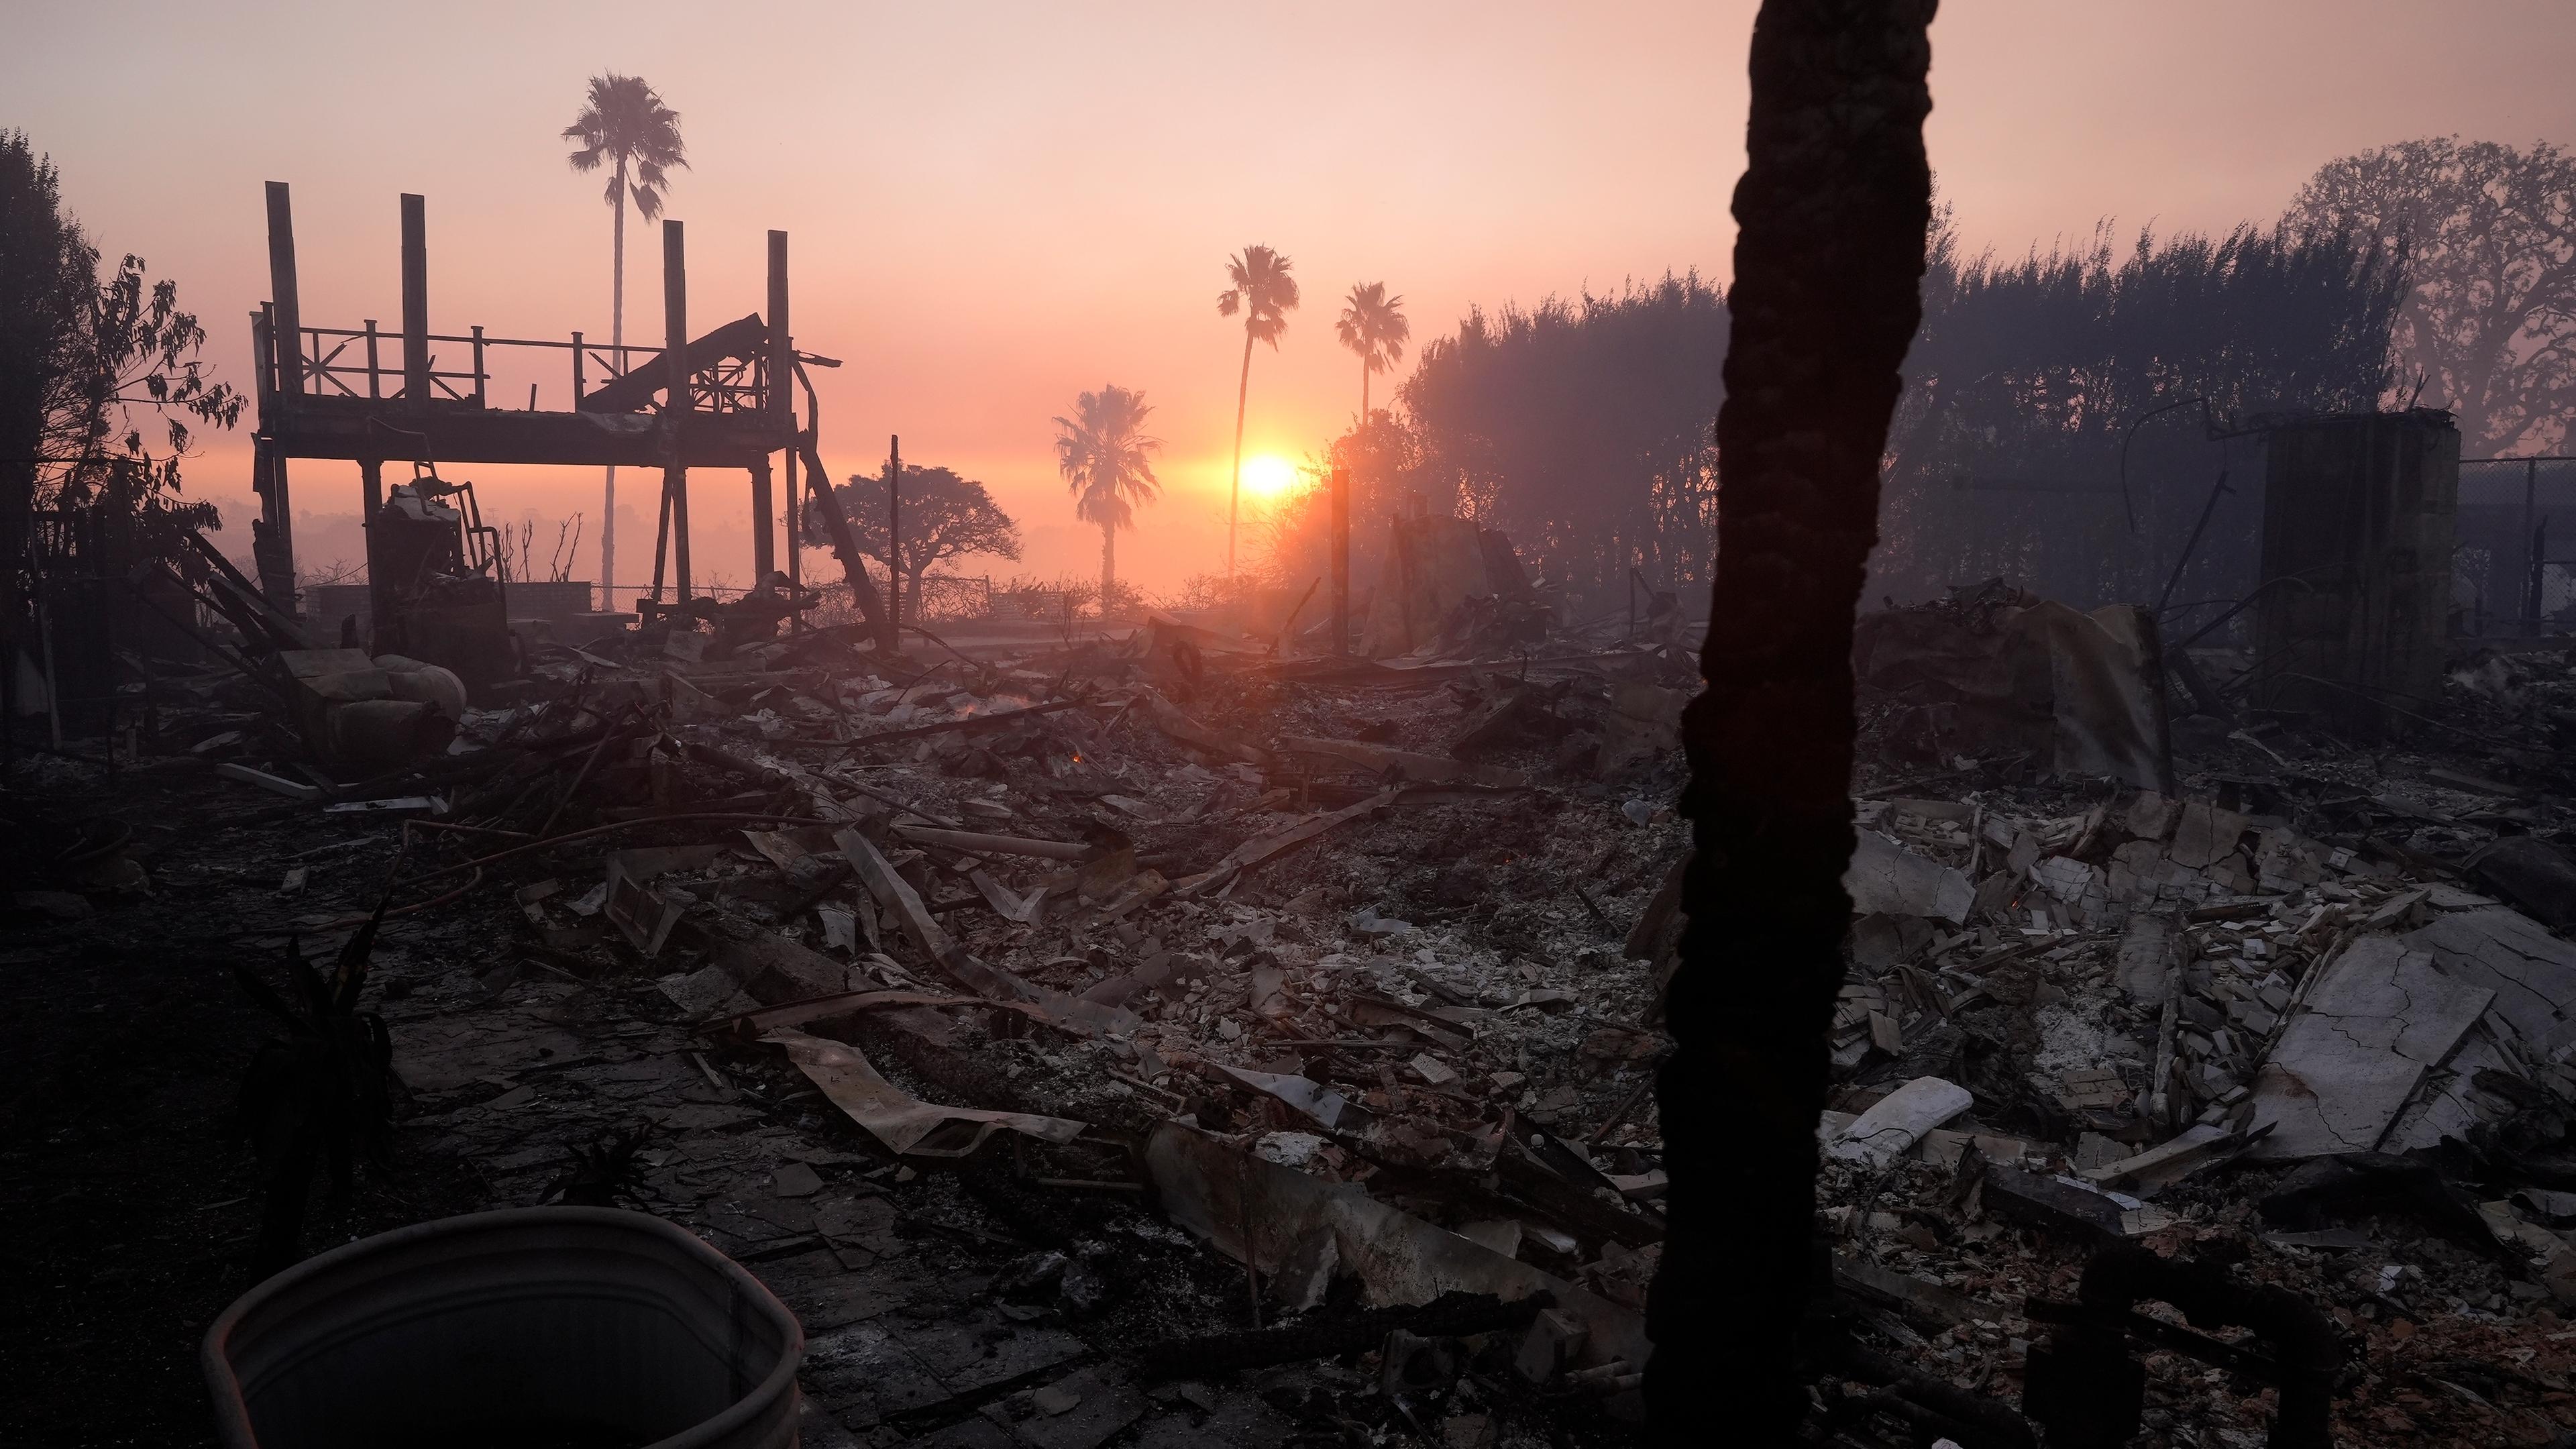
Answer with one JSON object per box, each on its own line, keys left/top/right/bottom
{"left": 10, "top": 584, "right": 2576, "bottom": 1449}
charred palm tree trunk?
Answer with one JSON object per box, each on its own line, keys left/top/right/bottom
{"left": 1646, "top": 1, "right": 1934, "bottom": 1439}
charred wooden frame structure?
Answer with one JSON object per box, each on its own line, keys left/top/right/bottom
{"left": 248, "top": 183, "right": 880, "bottom": 639}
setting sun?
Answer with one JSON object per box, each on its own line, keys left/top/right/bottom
{"left": 1241, "top": 453, "right": 1300, "bottom": 498}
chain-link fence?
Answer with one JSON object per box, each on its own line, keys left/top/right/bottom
{"left": 2459, "top": 456, "right": 2576, "bottom": 632}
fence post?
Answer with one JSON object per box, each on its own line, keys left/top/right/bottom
{"left": 2525, "top": 458, "right": 2541, "bottom": 630}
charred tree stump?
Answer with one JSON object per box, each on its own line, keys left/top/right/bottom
{"left": 1646, "top": 1, "right": 1934, "bottom": 1439}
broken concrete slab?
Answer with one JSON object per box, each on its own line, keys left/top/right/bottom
{"left": 1823, "top": 1076, "right": 1974, "bottom": 1169}
{"left": 1142, "top": 1122, "right": 1648, "bottom": 1373}
{"left": 2247, "top": 934, "right": 2493, "bottom": 1161}
{"left": 1842, "top": 831, "right": 1974, "bottom": 925}
{"left": 2407, "top": 906, "right": 2576, "bottom": 1059}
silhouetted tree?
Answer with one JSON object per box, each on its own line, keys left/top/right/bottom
{"left": 1399, "top": 274, "right": 1730, "bottom": 601}
{"left": 2292, "top": 137, "right": 2576, "bottom": 454}
{"left": 1336, "top": 281, "right": 1410, "bottom": 426}
{"left": 1054, "top": 385, "right": 1161, "bottom": 608}
{"left": 564, "top": 74, "right": 686, "bottom": 604}
{"left": 1649, "top": 2, "right": 1932, "bottom": 1438}
{"left": 1217, "top": 245, "right": 1298, "bottom": 575}
{"left": 1, "top": 129, "right": 91, "bottom": 598}
{"left": 1, "top": 131, "right": 239, "bottom": 589}
{"left": 824, "top": 463, "right": 1022, "bottom": 604}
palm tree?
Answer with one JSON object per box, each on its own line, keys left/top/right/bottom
{"left": 1335, "top": 282, "right": 1410, "bottom": 425}
{"left": 563, "top": 74, "right": 686, "bottom": 612}
{"left": 1216, "top": 245, "right": 1298, "bottom": 575}
{"left": 1053, "top": 384, "right": 1162, "bottom": 612}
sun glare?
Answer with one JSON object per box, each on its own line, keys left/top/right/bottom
{"left": 1242, "top": 454, "right": 1299, "bottom": 498}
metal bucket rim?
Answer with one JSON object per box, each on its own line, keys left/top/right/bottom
{"left": 201, "top": 1205, "right": 804, "bottom": 1449}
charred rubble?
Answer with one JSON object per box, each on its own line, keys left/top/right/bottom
{"left": 12, "top": 514, "right": 2576, "bottom": 1448}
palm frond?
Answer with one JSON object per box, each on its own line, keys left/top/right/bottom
{"left": 1220, "top": 246, "right": 1300, "bottom": 339}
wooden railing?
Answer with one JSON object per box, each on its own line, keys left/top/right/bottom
{"left": 276, "top": 320, "right": 772, "bottom": 415}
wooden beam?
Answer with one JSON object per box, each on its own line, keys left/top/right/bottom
{"left": 800, "top": 438, "right": 890, "bottom": 638}
{"left": 891, "top": 824, "right": 1091, "bottom": 861}
{"left": 256, "top": 406, "right": 786, "bottom": 468}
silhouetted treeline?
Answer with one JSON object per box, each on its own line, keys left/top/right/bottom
{"left": 1287, "top": 215, "right": 2402, "bottom": 619}
{"left": 1874, "top": 213, "right": 2407, "bottom": 607}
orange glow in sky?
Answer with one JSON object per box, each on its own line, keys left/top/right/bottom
{"left": 8, "top": 2, "right": 2575, "bottom": 598}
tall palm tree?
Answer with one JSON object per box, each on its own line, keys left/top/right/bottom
{"left": 563, "top": 73, "right": 686, "bottom": 612}
{"left": 1053, "top": 384, "right": 1162, "bottom": 612}
{"left": 1216, "top": 245, "right": 1298, "bottom": 575}
{"left": 1335, "top": 282, "right": 1410, "bottom": 426}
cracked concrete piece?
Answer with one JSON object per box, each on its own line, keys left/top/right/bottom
{"left": 2407, "top": 906, "right": 2576, "bottom": 1058}
{"left": 2247, "top": 934, "right": 2493, "bottom": 1161}
{"left": 1825, "top": 1076, "right": 1974, "bottom": 1169}
{"left": 2114, "top": 914, "right": 2179, "bottom": 1005}
{"left": 2167, "top": 800, "right": 2253, "bottom": 870}
{"left": 1843, "top": 830, "right": 1974, "bottom": 924}
{"left": 2384, "top": 1020, "right": 2520, "bottom": 1152}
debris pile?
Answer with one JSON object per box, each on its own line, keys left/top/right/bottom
{"left": 18, "top": 571, "right": 2576, "bottom": 1448}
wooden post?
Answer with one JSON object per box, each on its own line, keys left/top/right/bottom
{"left": 360, "top": 458, "right": 386, "bottom": 645}
{"left": 250, "top": 308, "right": 275, "bottom": 414}
{"left": 769, "top": 230, "right": 796, "bottom": 601}
{"left": 886, "top": 434, "right": 902, "bottom": 649}
{"left": 364, "top": 320, "right": 380, "bottom": 399}
{"left": 260, "top": 183, "right": 302, "bottom": 594}
{"left": 1330, "top": 466, "right": 1350, "bottom": 655}
{"left": 782, "top": 440, "right": 800, "bottom": 602}
{"left": 264, "top": 182, "right": 303, "bottom": 399}
{"left": 470, "top": 325, "right": 487, "bottom": 407}
{"left": 663, "top": 219, "right": 692, "bottom": 604}
{"left": 650, "top": 482, "right": 672, "bottom": 604}
{"left": 400, "top": 194, "right": 428, "bottom": 411}
{"left": 2524, "top": 456, "right": 2541, "bottom": 629}
{"left": 750, "top": 458, "right": 775, "bottom": 580}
